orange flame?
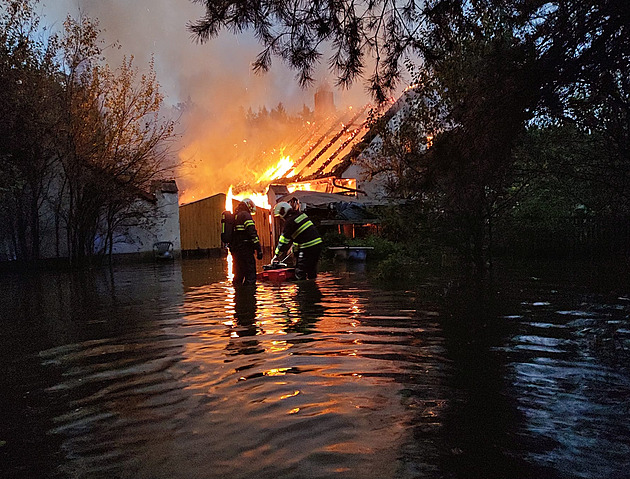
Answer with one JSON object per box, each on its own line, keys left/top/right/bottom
{"left": 231, "top": 191, "right": 270, "bottom": 209}
{"left": 226, "top": 155, "right": 296, "bottom": 210}
{"left": 256, "top": 156, "right": 294, "bottom": 184}
{"left": 226, "top": 186, "right": 234, "bottom": 212}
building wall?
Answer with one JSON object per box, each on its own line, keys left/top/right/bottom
{"left": 110, "top": 187, "right": 181, "bottom": 256}
{"left": 179, "top": 194, "right": 274, "bottom": 253}
{"left": 342, "top": 162, "right": 389, "bottom": 199}
{"left": 0, "top": 179, "right": 181, "bottom": 262}
{"left": 179, "top": 193, "right": 225, "bottom": 251}
{"left": 252, "top": 205, "right": 273, "bottom": 253}
{"left": 314, "top": 88, "right": 335, "bottom": 117}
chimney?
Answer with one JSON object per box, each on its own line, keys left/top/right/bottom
{"left": 267, "top": 184, "right": 290, "bottom": 208}
{"left": 314, "top": 82, "right": 335, "bottom": 118}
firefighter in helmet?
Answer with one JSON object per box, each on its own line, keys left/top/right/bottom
{"left": 288, "top": 196, "right": 300, "bottom": 211}
{"left": 273, "top": 201, "right": 323, "bottom": 280}
{"left": 231, "top": 198, "right": 263, "bottom": 286}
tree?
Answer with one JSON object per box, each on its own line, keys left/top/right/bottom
{"left": 1, "top": 1, "right": 177, "bottom": 264}
{"left": 189, "top": 0, "right": 629, "bottom": 103}
{"left": 0, "top": 0, "right": 62, "bottom": 261}
{"left": 189, "top": 0, "right": 630, "bottom": 273}
{"left": 189, "top": 0, "right": 424, "bottom": 101}
{"left": 56, "top": 15, "right": 176, "bottom": 262}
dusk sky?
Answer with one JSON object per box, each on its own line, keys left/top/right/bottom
{"left": 39, "top": 0, "right": 370, "bottom": 112}
{"left": 38, "top": 0, "right": 380, "bottom": 201}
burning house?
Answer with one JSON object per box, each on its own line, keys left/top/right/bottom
{"left": 179, "top": 87, "right": 418, "bottom": 254}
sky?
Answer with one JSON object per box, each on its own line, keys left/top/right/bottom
{"left": 39, "top": 0, "right": 369, "bottom": 111}
{"left": 37, "top": 0, "right": 376, "bottom": 202}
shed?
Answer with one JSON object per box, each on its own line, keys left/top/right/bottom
{"left": 179, "top": 193, "right": 273, "bottom": 255}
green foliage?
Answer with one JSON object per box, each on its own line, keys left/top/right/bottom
{"left": 494, "top": 123, "right": 630, "bottom": 255}
{"left": 346, "top": 235, "right": 400, "bottom": 261}
{"left": 320, "top": 230, "right": 346, "bottom": 248}
{"left": 372, "top": 253, "right": 421, "bottom": 283}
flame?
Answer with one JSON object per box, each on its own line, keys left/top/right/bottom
{"left": 288, "top": 183, "right": 312, "bottom": 192}
{"left": 226, "top": 186, "right": 234, "bottom": 212}
{"left": 256, "top": 156, "right": 294, "bottom": 184}
{"left": 225, "top": 155, "right": 296, "bottom": 210}
{"left": 231, "top": 191, "right": 270, "bottom": 209}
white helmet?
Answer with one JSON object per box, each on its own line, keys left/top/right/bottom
{"left": 241, "top": 198, "right": 256, "bottom": 214}
{"left": 273, "top": 201, "right": 291, "bottom": 218}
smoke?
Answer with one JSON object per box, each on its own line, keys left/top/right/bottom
{"left": 39, "top": 0, "right": 372, "bottom": 202}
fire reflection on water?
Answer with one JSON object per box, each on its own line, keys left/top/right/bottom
{"left": 226, "top": 251, "right": 234, "bottom": 282}
{"left": 3, "top": 258, "right": 628, "bottom": 479}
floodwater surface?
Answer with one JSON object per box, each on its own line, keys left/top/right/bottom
{"left": 1, "top": 257, "right": 629, "bottom": 479}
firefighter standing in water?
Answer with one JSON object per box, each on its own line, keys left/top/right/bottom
{"left": 272, "top": 201, "right": 323, "bottom": 280}
{"left": 231, "top": 198, "right": 263, "bottom": 286}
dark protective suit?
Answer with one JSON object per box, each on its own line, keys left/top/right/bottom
{"left": 275, "top": 209, "right": 323, "bottom": 280}
{"left": 230, "top": 203, "right": 262, "bottom": 286}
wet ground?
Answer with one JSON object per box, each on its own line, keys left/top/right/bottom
{"left": 1, "top": 257, "right": 629, "bottom": 478}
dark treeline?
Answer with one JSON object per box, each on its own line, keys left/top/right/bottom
{"left": 0, "top": 0, "right": 176, "bottom": 265}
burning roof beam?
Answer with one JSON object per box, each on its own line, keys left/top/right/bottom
{"left": 287, "top": 109, "right": 356, "bottom": 178}
{"left": 307, "top": 114, "right": 369, "bottom": 178}
{"left": 313, "top": 119, "right": 369, "bottom": 177}
{"left": 280, "top": 124, "right": 321, "bottom": 162}
{"left": 292, "top": 106, "right": 368, "bottom": 180}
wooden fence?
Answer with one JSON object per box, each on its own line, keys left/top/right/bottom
{"left": 179, "top": 193, "right": 273, "bottom": 254}
{"left": 253, "top": 205, "right": 274, "bottom": 253}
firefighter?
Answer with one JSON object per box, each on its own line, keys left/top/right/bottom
{"left": 288, "top": 196, "right": 301, "bottom": 258}
{"left": 231, "top": 198, "right": 263, "bottom": 286}
{"left": 272, "top": 201, "right": 323, "bottom": 280}
{"left": 288, "top": 196, "right": 300, "bottom": 211}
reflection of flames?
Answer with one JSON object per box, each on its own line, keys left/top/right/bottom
{"left": 226, "top": 251, "right": 234, "bottom": 281}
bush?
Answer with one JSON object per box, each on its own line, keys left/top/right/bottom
{"left": 346, "top": 235, "right": 401, "bottom": 260}
{"left": 372, "top": 253, "right": 422, "bottom": 282}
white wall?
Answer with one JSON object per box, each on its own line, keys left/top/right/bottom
{"left": 111, "top": 183, "right": 181, "bottom": 256}
{"left": 0, "top": 180, "right": 181, "bottom": 262}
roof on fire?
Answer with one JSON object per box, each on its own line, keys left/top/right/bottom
{"left": 276, "top": 91, "right": 413, "bottom": 184}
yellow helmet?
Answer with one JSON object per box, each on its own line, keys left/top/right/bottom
{"left": 273, "top": 201, "right": 291, "bottom": 218}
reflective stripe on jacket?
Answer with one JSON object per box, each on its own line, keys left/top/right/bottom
{"left": 232, "top": 209, "right": 262, "bottom": 253}
{"left": 275, "top": 211, "right": 322, "bottom": 256}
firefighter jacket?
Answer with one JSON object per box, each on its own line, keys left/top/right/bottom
{"left": 231, "top": 207, "right": 262, "bottom": 254}
{"left": 275, "top": 210, "right": 322, "bottom": 256}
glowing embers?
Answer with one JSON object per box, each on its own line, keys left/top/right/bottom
{"left": 285, "top": 177, "right": 357, "bottom": 195}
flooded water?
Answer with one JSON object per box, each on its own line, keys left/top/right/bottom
{"left": 1, "top": 257, "right": 629, "bottom": 479}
